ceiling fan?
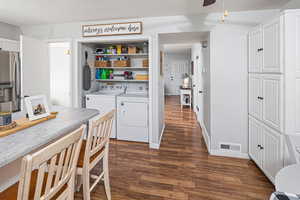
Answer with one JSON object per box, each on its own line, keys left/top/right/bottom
{"left": 203, "top": 0, "right": 216, "bottom": 7}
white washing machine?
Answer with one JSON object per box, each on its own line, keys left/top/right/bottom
{"left": 86, "top": 90, "right": 124, "bottom": 138}
{"left": 117, "top": 94, "right": 149, "bottom": 142}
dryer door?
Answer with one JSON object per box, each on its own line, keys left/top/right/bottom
{"left": 120, "top": 101, "right": 148, "bottom": 127}
{"left": 117, "top": 100, "right": 148, "bottom": 142}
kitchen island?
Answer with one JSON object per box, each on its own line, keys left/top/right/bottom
{"left": 0, "top": 106, "right": 99, "bottom": 191}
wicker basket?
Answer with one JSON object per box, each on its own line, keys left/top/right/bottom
{"left": 142, "top": 59, "right": 149, "bottom": 68}
{"left": 128, "top": 46, "right": 137, "bottom": 54}
{"left": 135, "top": 74, "right": 149, "bottom": 80}
{"left": 95, "top": 60, "right": 111, "bottom": 67}
{"left": 113, "top": 60, "right": 130, "bottom": 67}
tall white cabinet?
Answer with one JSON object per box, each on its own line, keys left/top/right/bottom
{"left": 248, "top": 10, "right": 300, "bottom": 183}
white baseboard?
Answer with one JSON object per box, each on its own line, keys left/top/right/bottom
{"left": 149, "top": 124, "right": 165, "bottom": 149}
{"left": 198, "top": 120, "right": 249, "bottom": 160}
{"left": 210, "top": 149, "right": 250, "bottom": 159}
{"left": 201, "top": 123, "right": 211, "bottom": 154}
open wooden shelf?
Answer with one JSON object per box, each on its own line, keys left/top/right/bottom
{"left": 93, "top": 53, "right": 148, "bottom": 57}
{"left": 93, "top": 67, "right": 148, "bottom": 70}
{"left": 96, "top": 79, "right": 148, "bottom": 83}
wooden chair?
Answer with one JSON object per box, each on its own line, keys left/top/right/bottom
{"left": 0, "top": 125, "right": 86, "bottom": 200}
{"left": 76, "top": 110, "right": 115, "bottom": 200}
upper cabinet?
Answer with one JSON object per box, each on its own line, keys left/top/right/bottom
{"left": 249, "top": 28, "right": 263, "bottom": 73}
{"left": 248, "top": 18, "right": 282, "bottom": 73}
{"left": 263, "top": 19, "right": 281, "bottom": 73}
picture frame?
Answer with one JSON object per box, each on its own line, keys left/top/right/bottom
{"left": 25, "top": 95, "right": 50, "bottom": 121}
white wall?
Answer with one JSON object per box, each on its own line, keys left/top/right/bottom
{"left": 209, "top": 24, "right": 249, "bottom": 157}
{"left": 163, "top": 51, "right": 191, "bottom": 95}
{"left": 282, "top": 0, "right": 300, "bottom": 9}
{"left": 157, "top": 37, "right": 165, "bottom": 146}
{"left": 21, "top": 36, "right": 50, "bottom": 99}
{"left": 202, "top": 38, "right": 211, "bottom": 136}
{"left": 0, "top": 21, "right": 20, "bottom": 41}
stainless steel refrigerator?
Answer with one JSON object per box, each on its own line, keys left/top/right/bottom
{"left": 0, "top": 50, "right": 21, "bottom": 112}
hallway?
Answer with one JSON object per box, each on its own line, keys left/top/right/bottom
{"left": 76, "top": 96, "right": 274, "bottom": 200}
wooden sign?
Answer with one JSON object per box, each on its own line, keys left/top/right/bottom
{"left": 82, "top": 22, "right": 142, "bottom": 37}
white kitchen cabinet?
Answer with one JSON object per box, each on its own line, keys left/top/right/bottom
{"left": 249, "top": 74, "right": 283, "bottom": 132}
{"left": 263, "top": 124, "right": 283, "bottom": 180}
{"left": 117, "top": 95, "right": 149, "bottom": 142}
{"left": 247, "top": 11, "right": 300, "bottom": 185}
{"left": 249, "top": 117, "right": 263, "bottom": 166}
{"left": 249, "top": 74, "right": 262, "bottom": 119}
{"left": 249, "top": 28, "right": 263, "bottom": 73}
{"left": 263, "top": 19, "right": 281, "bottom": 73}
{"left": 261, "top": 74, "right": 283, "bottom": 132}
{"left": 249, "top": 117, "right": 283, "bottom": 183}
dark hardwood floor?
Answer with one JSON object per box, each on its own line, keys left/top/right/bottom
{"left": 75, "top": 96, "right": 274, "bottom": 200}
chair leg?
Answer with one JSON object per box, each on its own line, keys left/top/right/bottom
{"left": 76, "top": 175, "right": 82, "bottom": 192}
{"left": 82, "top": 170, "right": 91, "bottom": 200}
{"left": 103, "top": 149, "right": 111, "bottom": 200}
{"left": 68, "top": 175, "right": 75, "bottom": 200}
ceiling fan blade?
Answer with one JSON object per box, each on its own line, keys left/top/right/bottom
{"left": 203, "top": 0, "right": 216, "bottom": 7}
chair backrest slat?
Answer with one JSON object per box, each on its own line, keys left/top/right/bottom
{"left": 85, "top": 110, "right": 115, "bottom": 162}
{"left": 17, "top": 125, "right": 86, "bottom": 200}
{"left": 34, "top": 163, "right": 47, "bottom": 200}
{"left": 54, "top": 149, "right": 66, "bottom": 185}
{"left": 44, "top": 155, "right": 57, "bottom": 194}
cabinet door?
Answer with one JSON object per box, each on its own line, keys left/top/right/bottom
{"left": 249, "top": 117, "right": 263, "bottom": 166}
{"left": 262, "top": 125, "right": 283, "bottom": 181}
{"left": 249, "top": 28, "right": 262, "bottom": 72}
{"left": 249, "top": 74, "right": 262, "bottom": 119}
{"left": 263, "top": 19, "right": 281, "bottom": 73}
{"left": 262, "top": 75, "right": 283, "bottom": 132}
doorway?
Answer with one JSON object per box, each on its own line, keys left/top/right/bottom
{"left": 158, "top": 32, "right": 210, "bottom": 131}
{"left": 48, "top": 42, "right": 72, "bottom": 107}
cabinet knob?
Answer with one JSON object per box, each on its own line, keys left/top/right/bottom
{"left": 257, "top": 48, "right": 264, "bottom": 52}
{"left": 257, "top": 144, "right": 264, "bottom": 150}
{"left": 260, "top": 146, "right": 264, "bottom": 150}
{"left": 86, "top": 97, "right": 90, "bottom": 101}
{"left": 257, "top": 96, "right": 264, "bottom": 100}
{"left": 121, "top": 102, "right": 124, "bottom": 106}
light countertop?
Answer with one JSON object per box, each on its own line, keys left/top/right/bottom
{"left": 0, "top": 106, "right": 99, "bottom": 168}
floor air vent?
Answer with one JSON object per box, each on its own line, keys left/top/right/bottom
{"left": 219, "top": 143, "right": 241, "bottom": 152}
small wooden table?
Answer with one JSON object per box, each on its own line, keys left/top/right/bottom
{"left": 180, "top": 87, "right": 192, "bottom": 110}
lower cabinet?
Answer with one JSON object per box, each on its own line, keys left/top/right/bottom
{"left": 249, "top": 116, "right": 283, "bottom": 183}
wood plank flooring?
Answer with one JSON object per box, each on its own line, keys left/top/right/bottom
{"left": 75, "top": 96, "right": 274, "bottom": 200}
